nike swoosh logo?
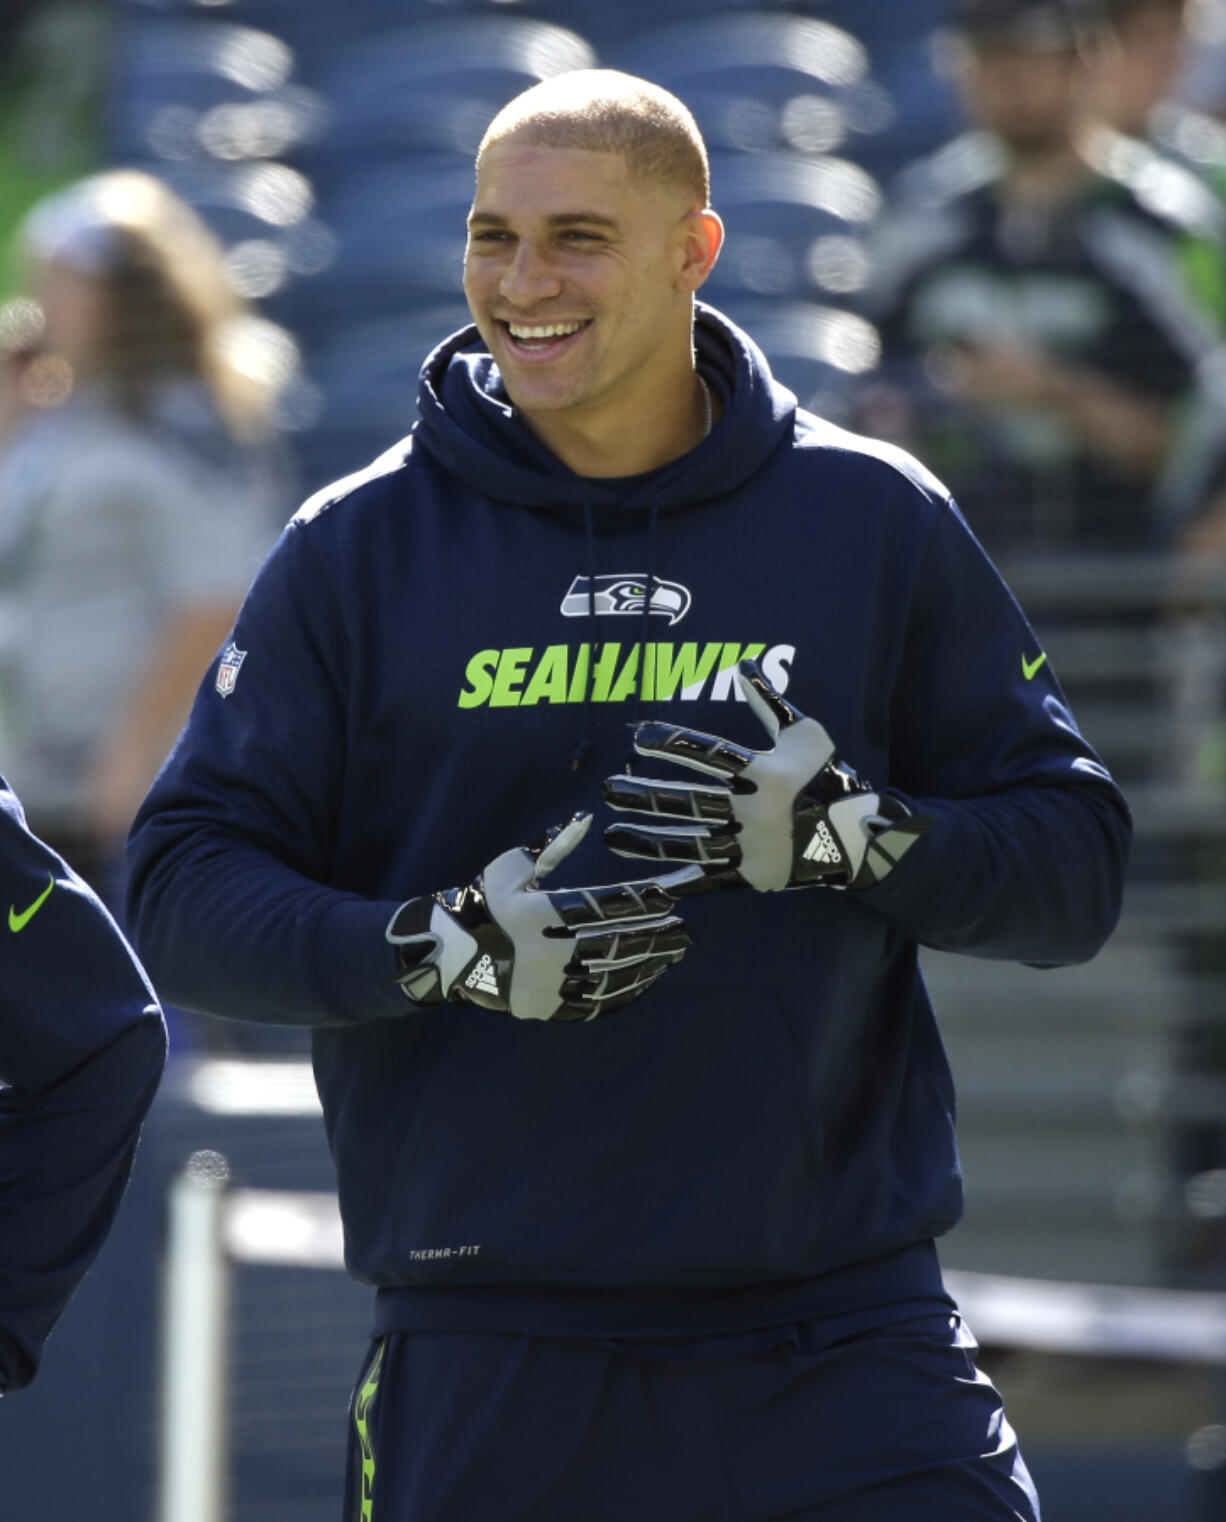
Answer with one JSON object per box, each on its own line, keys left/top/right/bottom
{"left": 1022, "top": 652, "right": 1048, "bottom": 681}
{"left": 9, "top": 873, "right": 54, "bottom": 932}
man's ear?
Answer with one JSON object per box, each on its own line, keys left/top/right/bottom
{"left": 678, "top": 208, "right": 724, "bottom": 292}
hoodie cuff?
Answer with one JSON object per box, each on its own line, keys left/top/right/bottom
{"left": 312, "top": 896, "right": 413, "bottom": 1022}
{"left": 848, "top": 796, "right": 964, "bottom": 921}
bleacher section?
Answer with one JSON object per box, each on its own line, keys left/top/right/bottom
{"left": 108, "top": 0, "right": 958, "bottom": 483}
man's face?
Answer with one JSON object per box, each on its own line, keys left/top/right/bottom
{"left": 960, "top": 43, "right": 1084, "bottom": 152}
{"left": 464, "top": 142, "right": 697, "bottom": 421}
{"left": 1094, "top": 6, "right": 1186, "bottom": 135}
{"left": 34, "top": 258, "right": 104, "bottom": 373}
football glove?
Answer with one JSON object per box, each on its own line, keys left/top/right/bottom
{"left": 604, "top": 658, "right": 929, "bottom": 893}
{"left": 385, "top": 812, "right": 700, "bottom": 1022}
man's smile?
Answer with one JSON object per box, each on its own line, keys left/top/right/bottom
{"left": 498, "top": 319, "right": 592, "bottom": 356}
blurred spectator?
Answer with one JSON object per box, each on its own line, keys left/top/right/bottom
{"left": 1094, "top": 0, "right": 1190, "bottom": 139}
{"left": 861, "top": 0, "right": 1226, "bottom": 558}
{"left": 1090, "top": 0, "right": 1226, "bottom": 324}
{"left": 0, "top": 169, "right": 290, "bottom": 898}
{"left": 0, "top": 1, "right": 107, "bottom": 273}
{"left": 1170, "top": 0, "right": 1226, "bottom": 118}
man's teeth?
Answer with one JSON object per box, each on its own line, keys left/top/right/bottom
{"left": 507, "top": 322, "right": 586, "bottom": 339}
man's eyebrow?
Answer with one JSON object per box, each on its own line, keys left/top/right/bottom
{"left": 467, "top": 210, "right": 621, "bottom": 230}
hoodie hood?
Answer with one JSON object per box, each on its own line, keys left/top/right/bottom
{"left": 412, "top": 302, "right": 796, "bottom": 521}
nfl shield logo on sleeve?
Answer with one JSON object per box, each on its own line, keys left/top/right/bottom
{"left": 215, "top": 642, "right": 247, "bottom": 697}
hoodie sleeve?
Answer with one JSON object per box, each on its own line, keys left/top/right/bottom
{"left": 852, "top": 497, "right": 1132, "bottom": 966}
{"left": 0, "top": 780, "right": 166, "bottom": 1393}
{"left": 125, "top": 520, "right": 408, "bottom": 1027}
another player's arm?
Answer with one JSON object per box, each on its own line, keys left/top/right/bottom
{"left": 0, "top": 781, "right": 165, "bottom": 1392}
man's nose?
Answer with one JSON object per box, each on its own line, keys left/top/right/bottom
{"left": 499, "top": 241, "right": 562, "bottom": 305}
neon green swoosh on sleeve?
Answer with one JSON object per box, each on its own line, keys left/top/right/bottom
{"left": 9, "top": 872, "right": 54, "bottom": 932}
{"left": 1022, "top": 651, "right": 1048, "bottom": 681}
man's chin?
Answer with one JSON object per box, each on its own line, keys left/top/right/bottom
{"left": 496, "top": 368, "right": 590, "bottom": 417}
{"left": 502, "top": 388, "right": 586, "bottom": 420}
{"left": 1000, "top": 126, "right": 1078, "bottom": 157}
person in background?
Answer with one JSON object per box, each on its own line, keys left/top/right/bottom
{"left": 0, "top": 769, "right": 165, "bottom": 1394}
{"left": 0, "top": 169, "right": 290, "bottom": 898}
{"left": 863, "top": 0, "right": 1226, "bottom": 559}
{"left": 1089, "top": 0, "right": 1226, "bottom": 327}
{"left": 1093, "top": 0, "right": 1190, "bottom": 142}
{"left": 1091, "top": 2, "right": 1226, "bottom": 1289}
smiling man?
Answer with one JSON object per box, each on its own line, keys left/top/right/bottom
{"left": 127, "top": 70, "right": 1130, "bottom": 1521}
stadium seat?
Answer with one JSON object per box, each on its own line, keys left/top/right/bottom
{"left": 130, "top": 159, "right": 330, "bottom": 303}
{"left": 109, "top": 15, "right": 303, "bottom": 159}
{"left": 312, "top": 162, "right": 475, "bottom": 328}
{"left": 715, "top": 297, "right": 881, "bottom": 419}
{"left": 309, "top": 16, "right": 595, "bottom": 162}
{"left": 610, "top": 13, "right": 893, "bottom": 164}
{"left": 302, "top": 302, "right": 473, "bottom": 481}
{"left": 528, "top": 0, "right": 760, "bottom": 53}
{"left": 704, "top": 151, "right": 880, "bottom": 304}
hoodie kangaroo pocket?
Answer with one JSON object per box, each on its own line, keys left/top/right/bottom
{"left": 378, "top": 985, "right": 827, "bottom": 1281}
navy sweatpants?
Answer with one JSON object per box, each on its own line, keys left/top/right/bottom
{"left": 342, "top": 1311, "right": 1039, "bottom": 1521}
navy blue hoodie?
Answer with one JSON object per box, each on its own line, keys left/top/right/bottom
{"left": 1, "top": 776, "right": 165, "bottom": 1391}
{"left": 127, "top": 306, "right": 1130, "bottom": 1341}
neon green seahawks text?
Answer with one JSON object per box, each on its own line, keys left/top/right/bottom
{"left": 458, "top": 641, "right": 768, "bottom": 708}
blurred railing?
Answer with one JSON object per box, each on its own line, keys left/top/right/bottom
{"left": 158, "top": 1140, "right": 1226, "bottom": 1522}
{"left": 928, "top": 550, "right": 1226, "bottom": 1295}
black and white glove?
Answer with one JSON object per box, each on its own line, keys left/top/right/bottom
{"left": 604, "top": 658, "right": 930, "bottom": 893}
{"left": 386, "top": 813, "right": 700, "bottom": 1022}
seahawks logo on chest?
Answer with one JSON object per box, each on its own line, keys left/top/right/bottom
{"left": 561, "top": 574, "right": 691, "bottom": 627}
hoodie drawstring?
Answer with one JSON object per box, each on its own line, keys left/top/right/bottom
{"left": 632, "top": 499, "right": 663, "bottom": 734}
{"left": 570, "top": 496, "right": 598, "bottom": 771}
{"left": 568, "top": 496, "right": 663, "bottom": 771}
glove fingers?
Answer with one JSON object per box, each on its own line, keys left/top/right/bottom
{"left": 528, "top": 811, "right": 592, "bottom": 882}
{"left": 551, "top": 963, "right": 670, "bottom": 1023}
{"left": 546, "top": 873, "right": 702, "bottom": 929}
{"left": 632, "top": 721, "right": 757, "bottom": 780}
{"left": 590, "top": 965, "right": 672, "bottom": 1017}
{"left": 570, "top": 917, "right": 692, "bottom": 970}
{"left": 604, "top": 773, "right": 734, "bottom": 823}
{"left": 560, "top": 956, "right": 677, "bottom": 1015}
{"left": 736, "top": 656, "right": 804, "bottom": 739}
{"left": 604, "top": 821, "right": 740, "bottom": 868}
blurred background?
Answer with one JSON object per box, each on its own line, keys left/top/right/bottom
{"left": 1, "top": 0, "right": 1225, "bottom": 1518}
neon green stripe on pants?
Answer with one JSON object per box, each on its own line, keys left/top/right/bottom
{"left": 353, "top": 1341, "right": 386, "bottom": 1522}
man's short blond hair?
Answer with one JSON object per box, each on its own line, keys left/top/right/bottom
{"left": 477, "top": 70, "right": 710, "bottom": 208}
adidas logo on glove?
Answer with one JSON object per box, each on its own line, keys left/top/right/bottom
{"left": 801, "top": 820, "right": 843, "bottom": 867}
{"left": 465, "top": 954, "right": 501, "bottom": 996}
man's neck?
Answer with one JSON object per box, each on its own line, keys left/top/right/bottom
{"left": 516, "top": 369, "right": 715, "bottom": 479}
{"left": 1001, "top": 140, "right": 1090, "bottom": 207}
